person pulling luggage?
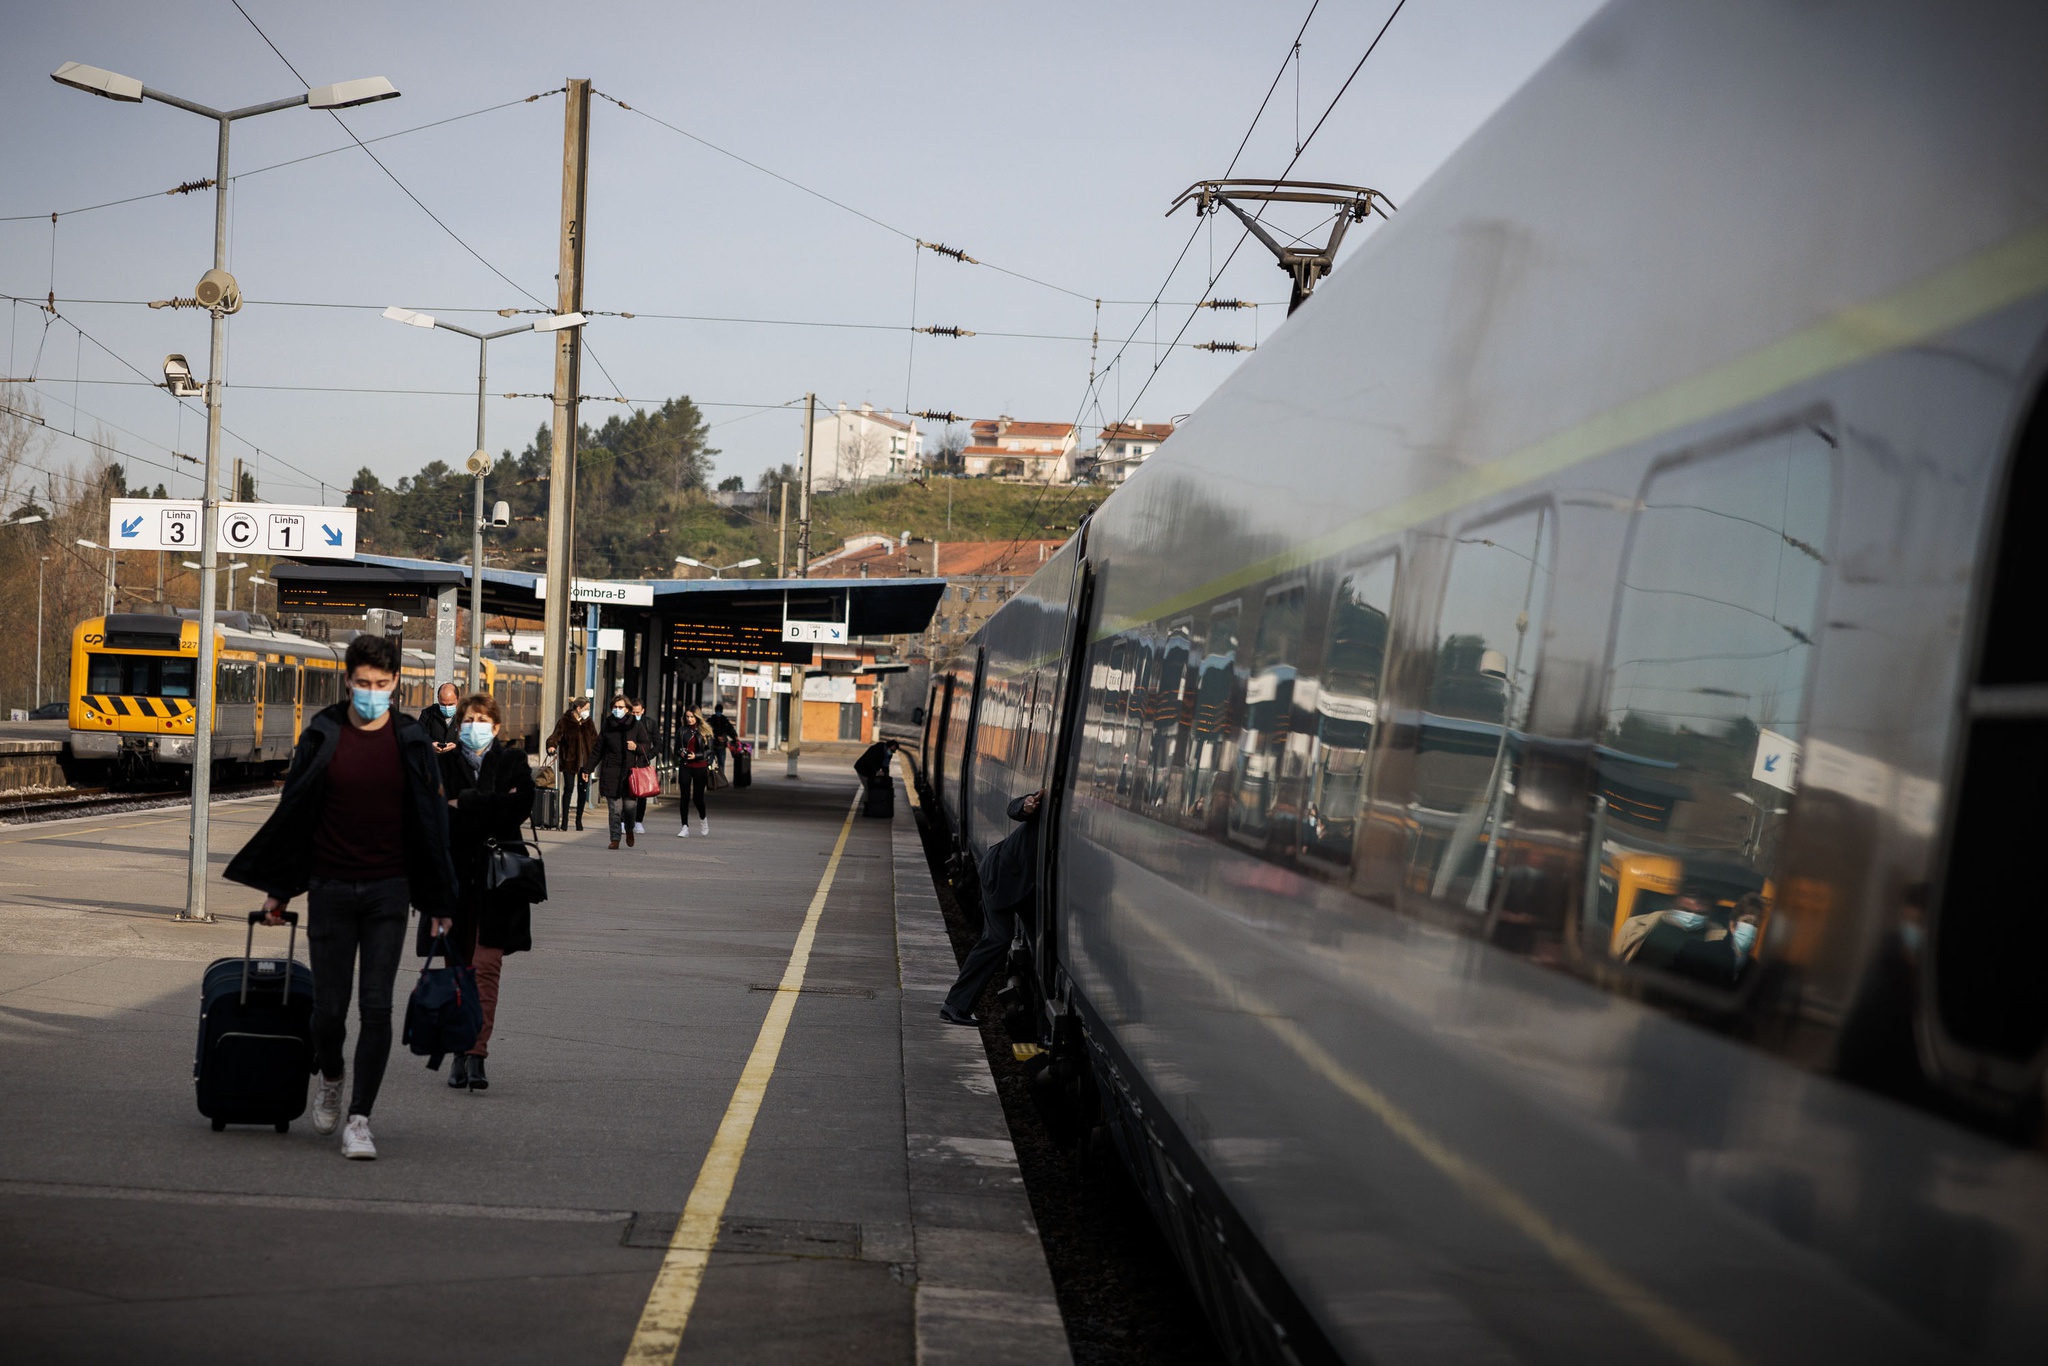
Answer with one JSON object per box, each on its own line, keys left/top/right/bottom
{"left": 675, "top": 704, "right": 714, "bottom": 838}
{"left": 544, "top": 696, "right": 598, "bottom": 831}
{"left": 433, "top": 691, "right": 537, "bottom": 1092}
{"left": 708, "top": 702, "right": 738, "bottom": 775}
{"left": 225, "top": 634, "right": 459, "bottom": 1159}
{"left": 597, "top": 693, "right": 650, "bottom": 850}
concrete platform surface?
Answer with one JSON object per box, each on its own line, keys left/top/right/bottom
{"left": 0, "top": 758, "right": 1067, "bottom": 1364}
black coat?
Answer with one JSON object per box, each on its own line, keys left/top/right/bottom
{"left": 418, "top": 704, "right": 455, "bottom": 747}
{"left": 225, "top": 704, "right": 458, "bottom": 916}
{"left": 978, "top": 794, "right": 1042, "bottom": 913}
{"left": 424, "top": 740, "right": 537, "bottom": 957}
{"left": 595, "top": 712, "right": 651, "bottom": 799}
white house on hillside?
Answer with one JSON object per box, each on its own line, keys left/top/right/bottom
{"left": 1087, "top": 420, "right": 1175, "bottom": 483}
{"left": 805, "top": 403, "right": 924, "bottom": 489}
{"left": 962, "top": 417, "right": 1077, "bottom": 482}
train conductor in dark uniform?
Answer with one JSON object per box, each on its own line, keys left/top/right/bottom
{"left": 940, "top": 789, "right": 1043, "bottom": 1026}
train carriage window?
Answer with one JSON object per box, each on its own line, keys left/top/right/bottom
{"left": 1406, "top": 508, "right": 1553, "bottom": 911}
{"left": 264, "top": 664, "right": 299, "bottom": 707}
{"left": 217, "top": 661, "right": 258, "bottom": 706}
{"left": 1306, "top": 556, "right": 1398, "bottom": 869}
{"left": 1591, "top": 427, "right": 1831, "bottom": 988}
{"left": 304, "top": 668, "right": 342, "bottom": 710}
{"left": 1228, "top": 583, "right": 1307, "bottom": 851}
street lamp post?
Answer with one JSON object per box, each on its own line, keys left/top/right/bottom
{"left": 54, "top": 61, "right": 399, "bottom": 924}
{"left": 185, "top": 561, "right": 248, "bottom": 610}
{"left": 76, "top": 538, "right": 116, "bottom": 617}
{"left": 246, "top": 574, "right": 272, "bottom": 617}
{"left": 36, "top": 555, "right": 50, "bottom": 707}
{"left": 382, "top": 307, "right": 585, "bottom": 693}
{"left": 675, "top": 555, "right": 764, "bottom": 579}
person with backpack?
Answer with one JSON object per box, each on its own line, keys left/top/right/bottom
{"left": 675, "top": 704, "right": 714, "bottom": 838}
{"left": 596, "top": 693, "right": 650, "bottom": 850}
{"left": 432, "top": 691, "right": 536, "bottom": 1092}
{"left": 543, "top": 697, "right": 598, "bottom": 831}
{"left": 225, "top": 634, "right": 459, "bottom": 1160}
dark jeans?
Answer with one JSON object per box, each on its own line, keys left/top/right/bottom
{"left": 634, "top": 795, "right": 648, "bottom": 825}
{"left": 570, "top": 774, "right": 589, "bottom": 828}
{"left": 306, "top": 875, "right": 409, "bottom": 1118}
{"left": 679, "top": 767, "right": 708, "bottom": 823}
{"left": 944, "top": 896, "right": 1019, "bottom": 1017}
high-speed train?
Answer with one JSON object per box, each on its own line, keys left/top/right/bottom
{"left": 922, "top": 3, "right": 2048, "bottom": 1362}
{"left": 68, "top": 611, "right": 542, "bottom": 781}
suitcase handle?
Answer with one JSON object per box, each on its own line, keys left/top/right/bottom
{"left": 242, "top": 909, "right": 301, "bottom": 1007}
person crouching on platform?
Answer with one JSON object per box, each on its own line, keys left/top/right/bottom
{"left": 225, "top": 633, "right": 458, "bottom": 1160}
{"left": 676, "top": 703, "right": 713, "bottom": 838}
{"left": 544, "top": 696, "right": 597, "bottom": 831}
{"left": 433, "top": 691, "right": 536, "bottom": 1092}
{"left": 598, "top": 693, "right": 649, "bottom": 850}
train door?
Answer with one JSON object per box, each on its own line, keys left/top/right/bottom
{"left": 957, "top": 648, "right": 987, "bottom": 856}
{"left": 1032, "top": 520, "right": 1095, "bottom": 1029}
{"left": 1928, "top": 377, "right": 2048, "bottom": 1115}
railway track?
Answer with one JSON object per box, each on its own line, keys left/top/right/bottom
{"left": 0, "top": 780, "right": 280, "bottom": 826}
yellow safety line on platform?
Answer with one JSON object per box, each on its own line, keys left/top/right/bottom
{"left": 622, "top": 790, "right": 862, "bottom": 1366}
{"left": 1122, "top": 899, "right": 1750, "bottom": 1366}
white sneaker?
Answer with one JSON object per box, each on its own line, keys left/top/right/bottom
{"left": 698, "top": 818, "right": 708, "bottom": 837}
{"left": 633, "top": 822, "right": 646, "bottom": 834}
{"left": 312, "top": 1075, "right": 343, "bottom": 1135}
{"left": 677, "top": 823, "right": 689, "bottom": 837}
{"left": 341, "top": 1114, "right": 377, "bottom": 1160}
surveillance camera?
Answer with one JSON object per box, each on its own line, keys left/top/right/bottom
{"left": 194, "top": 268, "right": 240, "bottom": 314}
{"left": 490, "top": 500, "right": 511, "bottom": 529}
{"left": 466, "top": 449, "right": 493, "bottom": 476}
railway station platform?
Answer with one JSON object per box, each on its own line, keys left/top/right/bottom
{"left": 0, "top": 759, "right": 1069, "bottom": 1365}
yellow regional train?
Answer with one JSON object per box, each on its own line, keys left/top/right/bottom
{"left": 68, "top": 611, "right": 542, "bottom": 782}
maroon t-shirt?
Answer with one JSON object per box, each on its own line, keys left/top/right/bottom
{"left": 310, "top": 719, "right": 408, "bottom": 881}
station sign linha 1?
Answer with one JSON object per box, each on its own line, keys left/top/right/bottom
{"left": 108, "top": 498, "right": 358, "bottom": 559}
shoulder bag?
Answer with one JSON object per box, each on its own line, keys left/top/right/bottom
{"left": 486, "top": 814, "right": 550, "bottom": 903}
{"left": 628, "top": 764, "right": 660, "bottom": 798}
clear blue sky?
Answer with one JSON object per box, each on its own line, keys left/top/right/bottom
{"left": 2, "top": 0, "right": 1602, "bottom": 508}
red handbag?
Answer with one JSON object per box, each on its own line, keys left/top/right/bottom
{"left": 628, "top": 765, "right": 660, "bottom": 798}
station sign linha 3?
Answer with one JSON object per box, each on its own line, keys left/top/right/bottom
{"left": 107, "top": 498, "right": 359, "bottom": 559}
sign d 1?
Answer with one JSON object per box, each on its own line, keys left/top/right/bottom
{"left": 1751, "top": 728, "right": 1800, "bottom": 794}
{"left": 108, "top": 498, "right": 357, "bottom": 559}
{"left": 783, "top": 618, "right": 848, "bottom": 645}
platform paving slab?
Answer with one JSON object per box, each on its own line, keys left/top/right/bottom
{"left": 0, "top": 759, "right": 1068, "bottom": 1363}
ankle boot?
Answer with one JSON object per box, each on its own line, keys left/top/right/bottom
{"left": 446, "top": 1054, "right": 471, "bottom": 1088}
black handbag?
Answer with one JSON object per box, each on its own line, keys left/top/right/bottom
{"left": 485, "top": 816, "right": 549, "bottom": 903}
{"left": 403, "top": 935, "right": 482, "bottom": 1070}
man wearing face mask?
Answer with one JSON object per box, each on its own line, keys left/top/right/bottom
{"left": 420, "top": 682, "right": 462, "bottom": 755}
{"left": 432, "top": 691, "right": 536, "bottom": 1091}
{"left": 226, "top": 634, "right": 458, "bottom": 1160}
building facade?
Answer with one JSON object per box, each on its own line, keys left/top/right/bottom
{"left": 1085, "top": 419, "right": 1174, "bottom": 483}
{"left": 805, "top": 403, "right": 924, "bottom": 490}
{"left": 962, "top": 417, "right": 1077, "bottom": 482}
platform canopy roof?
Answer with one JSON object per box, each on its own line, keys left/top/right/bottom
{"left": 269, "top": 553, "right": 945, "bottom": 654}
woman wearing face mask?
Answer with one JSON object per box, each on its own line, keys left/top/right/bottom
{"left": 430, "top": 692, "right": 536, "bottom": 1091}
{"left": 675, "top": 704, "right": 714, "bottom": 838}
{"left": 596, "top": 693, "right": 650, "bottom": 850}
{"left": 544, "top": 697, "right": 598, "bottom": 831}
{"left": 630, "top": 699, "right": 653, "bottom": 835}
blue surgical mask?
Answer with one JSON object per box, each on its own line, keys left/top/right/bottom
{"left": 438, "top": 702, "right": 456, "bottom": 718}
{"left": 1899, "top": 923, "right": 1924, "bottom": 955}
{"left": 351, "top": 687, "right": 392, "bottom": 721}
{"left": 459, "top": 720, "right": 494, "bottom": 751}
{"left": 612, "top": 707, "right": 627, "bottom": 719}
{"left": 1665, "top": 910, "right": 1707, "bottom": 932}
{"left": 1730, "top": 922, "right": 1758, "bottom": 956}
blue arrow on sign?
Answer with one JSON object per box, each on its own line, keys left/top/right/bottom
{"left": 1763, "top": 754, "right": 1780, "bottom": 772}
{"left": 119, "top": 515, "right": 143, "bottom": 538}
{"left": 321, "top": 524, "right": 343, "bottom": 547}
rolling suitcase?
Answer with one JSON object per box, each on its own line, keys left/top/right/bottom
{"left": 732, "top": 750, "right": 752, "bottom": 789}
{"left": 862, "top": 772, "right": 894, "bottom": 819}
{"left": 195, "top": 911, "right": 315, "bottom": 1133}
{"left": 534, "top": 784, "right": 561, "bottom": 829}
